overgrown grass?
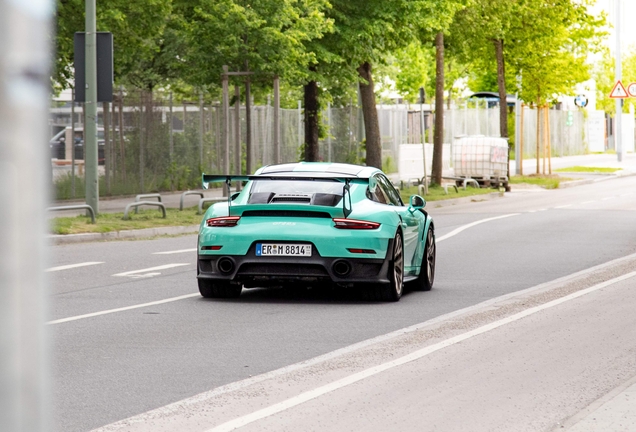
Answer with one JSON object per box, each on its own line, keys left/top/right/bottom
{"left": 50, "top": 207, "right": 203, "bottom": 235}
{"left": 399, "top": 184, "right": 494, "bottom": 203}
{"left": 555, "top": 166, "right": 621, "bottom": 174}
{"left": 509, "top": 175, "right": 566, "bottom": 189}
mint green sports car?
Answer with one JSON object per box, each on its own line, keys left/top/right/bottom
{"left": 197, "top": 163, "right": 435, "bottom": 302}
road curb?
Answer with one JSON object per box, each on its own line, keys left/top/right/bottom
{"left": 559, "top": 170, "right": 636, "bottom": 188}
{"left": 49, "top": 225, "right": 200, "bottom": 245}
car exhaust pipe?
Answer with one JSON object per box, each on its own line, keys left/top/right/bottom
{"left": 332, "top": 260, "right": 351, "bottom": 277}
{"left": 217, "top": 257, "right": 235, "bottom": 274}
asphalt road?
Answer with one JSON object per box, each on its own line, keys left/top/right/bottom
{"left": 48, "top": 176, "right": 636, "bottom": 432}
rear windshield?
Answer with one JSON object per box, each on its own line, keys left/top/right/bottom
{"left": 250, "top": 180, "right": 343, "bottom": 195}
{"left": 248, "top": 180, "right": 344, "bottom": 206}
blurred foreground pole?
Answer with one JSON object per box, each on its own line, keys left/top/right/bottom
{"left": 0, "top": 0, "right": 53, "bottom": 430}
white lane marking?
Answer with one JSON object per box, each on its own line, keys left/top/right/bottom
{"left": 47, "top": 293, "right": 199, "bottom": 325}
{"left": 581, "top": 200, "right": 595, "bottom": 205}
{"left": 206, "top": 270, "right": 636, "bottom": 432}
{"left": 437, "top": 214, "right": 519, "bottom": 243}
{"left": 112, "top": 263, "right": 189, "bottom": 277}
{"left": 555, "top": 205, "right": 572, "bottom": 209}
{"left": 153, "top": 248, "right": 197, "bottom": 255}
{"left": 602, "top": 197, "right": 615, "bottom": 201}
{"left": 46, "top": 262, "right": 104, "bottom": 272}
{"left": 537, "top": 208, "right": 548, "bottom": 212}
{"left": 621, "top": 193, "right": 634, "bottom": 197}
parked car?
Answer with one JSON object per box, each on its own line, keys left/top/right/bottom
{"left": 197, "top": 162, "right": 436, "bottom": 302}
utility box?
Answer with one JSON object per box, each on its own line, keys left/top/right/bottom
{"left": 453, "top": 136, "right": 509, "bottom": 186}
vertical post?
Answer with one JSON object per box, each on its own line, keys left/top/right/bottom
{"left": 546, "top": 107, "right": 552, "bottom": 174}
{"left": 222, "top": 66, "right": 230, "bottom": 195}
{"left": 616, "top": 0, "right": 623, "bottom": 162}
{"left": 104, "top": 102, "right": 110, "bottom": 194}
{"left": 245, "top": 78, "right": 252, "bottom": 174}
{"left": 118, "top": 87, "right": 125, "bottom": 182}
{"left": 139, "top": 91, "right": 145, "bottom": 193}
{"left": 514, "top": 93, "right": 521, "bottom": 175}
{"left": 234, "top": 85, "right": 241, "bottom": 182}
{"left": 298, "top": 100, "right": 303, "bottom": 158}
{"left": 111, "top": 97, "right": 116, "bottom": 182}
{"left": 327, "top": 102, "right": 332, "bottom": 162}
{"left": 519, "top": 104, "right": 525, "bottom": 176}
{"left": 85, "top": 0, "right": 99, "bottom": 214}
{"left": 0, "top": 0, "right": 52, "bottom": 429}
{"left": 420, "top": 88, "right": 428, "bottom": 195}
{"left": 199, "top": 91, "right": 204, "bottom": 167}
{"left": 169, "top": 91, "right": 174, "bottom": 161}
{"left": 536, "top": 105, "right": 541, "bottom": 174}
{"left": 273, "top": 75, "right": 280, "bottom": 164}
{"left": 71, "top": 88, "right": 76, "bottom": 197}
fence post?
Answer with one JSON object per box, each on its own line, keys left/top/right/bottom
{"left": 327, "top": 102, "right": 332, "bottom": 162}
{"left": 71, "top": 88, "right": 76, "bottom": 198}
{"left": 273, "top": 75, "right": 280, "bottom": 164}
{"left": 139, "top": 90, "right": 145, "bottom": 193}
{"left": 222, "top": 66, "right": 230, "bottom": 195}
{"left": 246, "top": 79, "right": 252, "bottom": 174}
{"left": 298, "top": 100, "right": 303, "bottom": 158}
{"left": 169, "top": 91, "right": 174, "bottom": 162}
{"left": 118, "top": 87, "right": 125, "bottom": 182}
{"left": 199, "top": 91, "right": 204, "bottom": 167}
{"left": 234, "top": 85, "right": 241, "bottom": 181}
{"left": 104, "top": 101, "right": 110, "bottom": 194}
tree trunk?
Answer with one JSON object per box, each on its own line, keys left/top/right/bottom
{"left": 431, "top": 32, "right": 445, "bottom": 186}
{"left": 358, "top": 62, "right": 382, "bottom": 169}
{"left": 494, "top": 39, "right": 508, "bottom": 138}
{"left": 304, "top": 80, "right": 320, "bottom": 161}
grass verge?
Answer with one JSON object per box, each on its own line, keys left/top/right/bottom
{"left": 509, "top": 175, "right": 576, "bottom": 189}
{"left": 399, "top": 184, "right": 494, "bottom": 203}
{"left": 51, "top": 207, "right": 203, "bottom": 235}
{"left": 555, "top": 166, "right": 621, "bottom": 174}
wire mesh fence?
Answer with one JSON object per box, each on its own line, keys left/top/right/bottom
{"left": 49, "top": 92, "right": 589, "bottom": 200}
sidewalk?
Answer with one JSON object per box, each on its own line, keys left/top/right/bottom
{"left": 510, "top": 152, "right": 636, "bottom": 174}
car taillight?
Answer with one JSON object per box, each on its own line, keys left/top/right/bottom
{"left": 206, "top": 216, "right": 240, "bottom": 227}
{"left": 333, "top": 218, "right": 381, "bottom": 230}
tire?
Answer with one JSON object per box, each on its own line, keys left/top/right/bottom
{"left": 363, "top": 231, "right": 404, "bottom": 302}
{"left": 409, "top": 227, "right": 435, "bottom": 291}
{"left": 198, "top": 279, "right": 242, "bottom": 298}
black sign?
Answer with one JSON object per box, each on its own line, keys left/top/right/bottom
{"left": 74, "top": 32, "right": 113, "bottom": 102}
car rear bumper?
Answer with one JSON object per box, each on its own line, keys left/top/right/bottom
{"left": 197, "top": 240, "right": 393, "bottom": 287}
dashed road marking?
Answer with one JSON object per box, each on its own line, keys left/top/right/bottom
{"left": 46, "top": 262, "right": 104, "bottom": 272}
{"left": 46, "top": 293, "right": 200, "bottom": 325}
{"left": 153, "top": 248, "right": 197, "bottom": 255}
{"left": 437, "top": 214, "right": 520, "bottom": 243}
{"left": 112, "top": 263, "right": 190, "bottom": 277}
{"left": 555, "top": 205, "right": 572, "bottom": 209}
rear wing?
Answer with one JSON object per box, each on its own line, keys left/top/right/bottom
{"left": 201, "top": 174, "right": 369, "bottom": 218}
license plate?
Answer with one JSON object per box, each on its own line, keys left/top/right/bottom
{"left": 256, "top": 243, "right": 312, "bottom": 257}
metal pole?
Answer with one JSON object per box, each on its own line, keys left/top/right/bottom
{"left": 273, "top": 75, "right": 280, "bottom": 164}
{"left": 71, "top": 88, "right": 76, "bottom": 197}
{"left": 222, "top": 66, "right": 230, "bottom": 195}
{"left": 85, "top": 0, "right": 99, "bottom": 214}
{"left": 118, "top": 87, "right": 125, "bottom": 182}
{"left": 245, "top": 79, "right": 252, "bottom": 174}
{"left": 514, "top": 78, "right": 522, "bottom": 175}
{"left": 199, "top": 91, "right": 204, "bottom": 167}
{"left": 0, "top": 0, "right": 52, "bottom": 429}
{"left": 327, "top": 102, "right": 332, "bottom": 162}
{"left": 169, "top": 91, "right": 174, "bottom": 161}
{"left": 616, "top": 0, "right": 623, "bottom": 162}
{"left": 234, "top": 85, "right": 241, "bottom": 177}
{"left": 420, "top": 97, "right": 428, "bottom": 195}
{"left": 298, "top": 100, "right": 303, "bottom": 158}
{"left": 104, "top": 101, "right": 110, "bottom": 194}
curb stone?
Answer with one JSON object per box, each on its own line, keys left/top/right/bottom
{"left": 49, "top": 225, "right": 199, "bottom": 245}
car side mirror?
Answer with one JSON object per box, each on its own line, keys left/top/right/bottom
{"left": 231, "top": 192, "right": 240, "bottom": 200}
{"left": 408, "top": 195, "right": 426, "bottom": 213}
